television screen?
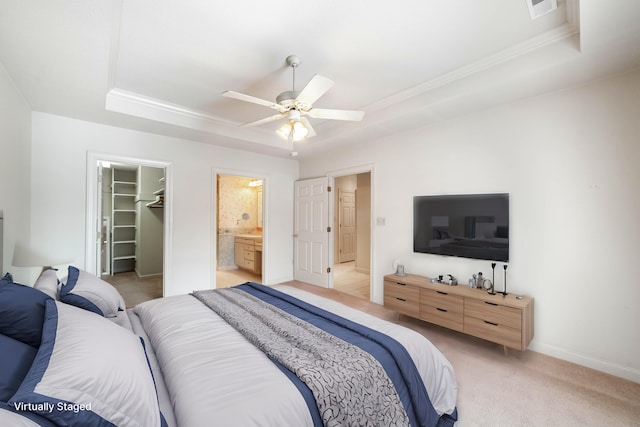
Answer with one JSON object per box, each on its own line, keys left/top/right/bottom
{"left": 413, "top": 193, "right": 509, "bottom": 262}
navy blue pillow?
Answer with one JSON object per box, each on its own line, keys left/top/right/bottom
{"left": 0, "top": 281, "right": 51, "bottom": 347}
{"left": 0, "top": 272, "right": 13, "bottom": 286}
{"left": 0, "top": 334, "right": 37, "bottom": 401}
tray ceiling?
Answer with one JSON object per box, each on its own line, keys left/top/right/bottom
{"left": 1, "top": 0, "right": 639, "bottom": 157}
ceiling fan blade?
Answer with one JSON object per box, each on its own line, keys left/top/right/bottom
{"left": 306, "top": 108, "right": 365, "bottom": 122}
{"left": 241, "top": 113, "right": 286, "bottom": 127}
{"left": 296, "top": 75, "right": 334, "bottom": 108}
{"left": 222, "top": 91, "right": 286, "bottom": 112}
{"left": 300, "top": 117, "right": 317, "bottom": 138}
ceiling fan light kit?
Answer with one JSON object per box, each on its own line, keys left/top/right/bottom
{"left": 276, "top": 109, "right": 311, "bottom": 141}
{"left": 222, "top": 54, "right": 364, "bottom": 142}
{"left": 277, "top": 120, "right": 308, "bottom": 141}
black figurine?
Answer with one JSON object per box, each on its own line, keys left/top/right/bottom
{"left": 502, "top": 264, "right": 508, "bottom": 296}
{"left": 489, "top": 263, "right": 496, "bottom": 295}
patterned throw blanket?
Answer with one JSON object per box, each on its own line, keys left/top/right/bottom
{"left": 193, "top": 287, "right": 410, "bottom": 427}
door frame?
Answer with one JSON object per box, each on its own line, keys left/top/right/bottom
{"left": 326, "top": 165, "right": 375, "bottom": 301}
{"left": 85, "top": 152, "right": 172, "bottom": 294}
{"left": 212, "top": 167, "right": 269, "bottom": 289}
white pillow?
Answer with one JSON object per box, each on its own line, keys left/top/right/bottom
{"left": 9, "top": 300, "right": 163, "bottom": 427}
{"left": 33, "top": 269, "right": 59, "bottom": 300}
{"left": 59, "top": 266, "right": 123, "bottom": 318}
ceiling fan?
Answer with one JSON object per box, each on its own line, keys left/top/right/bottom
{"left": 222, "top": 55, "right": 365, "bottom": 141}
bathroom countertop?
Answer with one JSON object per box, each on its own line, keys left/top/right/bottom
{"left": 236, "top": 234, "right": 263, "bottom": 242}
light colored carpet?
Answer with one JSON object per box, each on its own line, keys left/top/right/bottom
{"left": 103, "top": 271, "right": 163, "bottom": 308}
{"left": 105, "top": 269, "right": 262, "bottom": 308}
{"left": 107, "top": 274, "right": 640, "bottom": 425}
{"left": 282, "top": 281, "right": 640, "bottom": 427}
{"left": 108, "top": 265, "right": 370, "bottom": 302}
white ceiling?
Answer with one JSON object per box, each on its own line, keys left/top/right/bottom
{"left": 1, "top": 0, "right": 639, "bottom": 158}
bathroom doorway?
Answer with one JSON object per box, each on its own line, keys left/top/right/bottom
{"left": 215, "top": 174, "right": 264, "bottom": 288}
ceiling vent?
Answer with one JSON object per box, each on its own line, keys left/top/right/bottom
{"left": 526, "top": 0, "right": 558, "bottom": 19}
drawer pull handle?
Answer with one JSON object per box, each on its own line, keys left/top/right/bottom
{"left": 396, "top": 298, "right": 406, "bottom": 302}
{"left": 436, "top": 308, "right": 448, "bottom": 313}
{"left": 484, "top": 301, "right": 499, "bottom": 306}
{"left": 436, "top": 291, "right": 448, "bottom": 295}
{"left": 397, "top": 283, "right": 406, "bottom": 286}
{"left": 484, "top": 320, "right": 498, "bottom": 326}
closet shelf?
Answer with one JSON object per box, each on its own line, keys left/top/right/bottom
{"left": 113, "top": 255, "right": 136, "bottom": 261}
{"left": 147, "top": 175, "right": 165, "bottom": 208}
{"left": 146, "top": 199, "right": 164, "bottom": 208}
{"left": 111, "top": 167, "right": 137, "bottom": 275}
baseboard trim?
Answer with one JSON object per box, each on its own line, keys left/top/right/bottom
{"left": 134, "top": 271, "right": 163, "bottom": 278}
{"left": 530, "top": 341, "right": 640, "bottom": 384}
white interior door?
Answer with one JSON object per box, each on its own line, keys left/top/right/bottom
{"left": 338, "top": 190, "right": 356, "bottom": 263}
{"left": 294, "top": 177, "right": 331, "bottom": 287}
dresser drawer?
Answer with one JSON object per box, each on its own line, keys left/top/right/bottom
{"left": 384, "top": 280, "right": 419, "bottom": 301}
{"left": 465, "top": 298, "right": 521, "bottom": 330}
{"left": 420, "top": 304, "right": 463, "bottom": 332}
{"left": 244, "top": 249, "right": 255, "bottom": 261}
{"left": 384, "top": 281, "right": 419, "bottom": 317}
{"left": 420, "top": 289, "right": 464, "bottom": 314}
{"left": 235, "top": 237, "right": 255, "bottom": 246}
{"left": 464, "top": 316, "right": 522, "bottom": 350}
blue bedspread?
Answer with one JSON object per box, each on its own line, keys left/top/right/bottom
{"left": 235, "top": 282, "right": 457, "bottom": 427}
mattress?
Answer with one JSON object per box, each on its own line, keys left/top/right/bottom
{"left": 131, "top": 284, "right": 458, "bottom": 427}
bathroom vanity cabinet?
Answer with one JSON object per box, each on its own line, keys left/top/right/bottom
{"left": 234, "top": 235, "right": 262, "bottom": 275}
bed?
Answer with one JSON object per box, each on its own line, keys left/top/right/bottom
{"left": 0, "top": 266, "right": 458, "bottom": 426}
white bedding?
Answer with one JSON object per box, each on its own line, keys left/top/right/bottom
{"left": 128, "top": 309, "right": 177, "bottom": 427}
{"left": 132, "top": 284, "right": 457, "bottom": 427}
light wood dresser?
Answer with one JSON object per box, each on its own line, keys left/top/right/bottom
{"left": 384, "top": 273, "right": 534, "bottom": 351}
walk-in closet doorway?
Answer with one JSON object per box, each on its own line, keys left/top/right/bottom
{"left": 85, "top": 153, "right": 171, "bottom": 304}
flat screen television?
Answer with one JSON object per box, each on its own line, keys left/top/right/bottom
{"left": 413, "top": 193, "right": 509, "bottom": 262}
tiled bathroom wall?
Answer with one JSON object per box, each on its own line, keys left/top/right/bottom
{"left": 217, "top": 175, "right": 261, "bottom": 268}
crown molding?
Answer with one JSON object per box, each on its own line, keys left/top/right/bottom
{"left": 366, "top": 19, "right": 580, "bottom": 113}
{"left": 105, "top": 88, "right": 292, "bottom": 150}
{"left": 104, "top": 3, "right": 580, "bottom": 151}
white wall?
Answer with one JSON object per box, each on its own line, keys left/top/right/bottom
{"left": 0, "top": 62, "right": 31, "bottom": 283}
{"left": 299, "top": 69, "right": 640, "bottom": 382}
{"left": 30, "top": 112, "right": 298, "bottom": 296}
